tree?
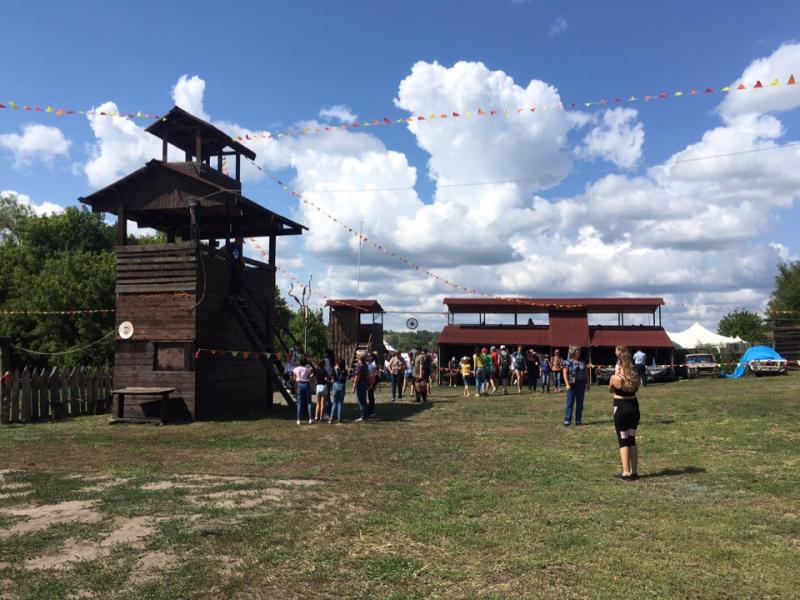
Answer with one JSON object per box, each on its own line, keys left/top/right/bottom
{"left": 384, "top": 330, "right": 440, "bottom": 352}
{"left": 290, "top": 307, "right": 327, "bottom": 359}
{"left": 767, "top": 261, "right": 800, "bottom": 318}
{"left": 0, "top": 191, "right": 33, "bottom": 244}
{"left": 0, "top": 202, "right": 115, "bottom": 369}
{"left": 717, "top": 310, "right": 768, "bottom": 344}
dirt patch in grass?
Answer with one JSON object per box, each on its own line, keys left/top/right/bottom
{"left": 0, "top": 500, "right": 104, "bottom": 539}
{"left": 25, "top": 515, "right": 160, "bottom": 570}
{"left": 275, "top": 479, "right": 323, "bottom": 487}
{"left": 188, "top": 488, "right": 286, "bottom": 509}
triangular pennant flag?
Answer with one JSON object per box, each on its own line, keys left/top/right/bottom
{"left": 689, "top": 90, "right": 698, "bottom": 95}
{"left": 490, "top": 110, "right": 497, "bottom": 116}
{"left": 614, "top": 98, "right": 622, "bottom": 103}
{"left": 658, "top": 92, "right": 668, "bottom": 98}
{"left": 644, "top": 96, "right": 653, "bottom": 102}
{"left": 417, "top": 115, "right": 425, "bottom": 120}
{"left": 384, "top": 117, "right": 391, "bottom": 124}
{"left": 770, "top": 78, "right": 780, "bottom": 87}
{"left": 265, "top": 352, "right": 272, "bottom": 359}
{"left": 628, "top": 96, "right": 637, "bottom": 101}
{"left": 8, "top": 101, "right": 19, "bottom": 109}
{"left": 231, "top": 351, "right": 240, "bottom": 358}
{"left": 194, "top": 351, "right": 201, "bottom": 359}
{"left": 737, "top": 83, "right": 746, "bottom": 90}
{"left": 478, "top": 108, "right": 485, "bottom": 115}
{"left": 429, "top": 113, "right": 437, "bottom": 119}
{"left": 754, "top": 80, "right": 763, "bottom": 88}
{"left": 674, "top": 91, "right": 683, "bottom": 96}
{"left": 705, "top": 88, "right": 714, "bottom": 93}
{"left": 242, "top": 352, "right": 250, "bottom": 360}
{"left": 721, "top": 86, "right": 730, "bottom": 91}
{"left": 0, "top": 103, "right": 5, "bottom": 109}
{"left": 787, "top": 74, "right": 796, "bottom": 85}
{"left": 440, "top": 113, "right": 448, "bottom": 118}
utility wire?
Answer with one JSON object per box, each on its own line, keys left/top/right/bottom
{"left": 11, "top": 330, "right": 115, "bottom": 356}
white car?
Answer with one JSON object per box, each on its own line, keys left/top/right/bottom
{"left": 748, "top": 358, "right": 788, "bottom": 376}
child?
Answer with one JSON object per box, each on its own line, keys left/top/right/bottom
{"left": 414, "top": 377, "right": 428, "bottom": 403}
{"left": 541, "top": 357, "right": 551, "bottom": 393}
{"left": 460, "top": 356, "right": 472, "bottom": 397}
{"left": 313, "top": 360, "right": 328, "bottom": 422}
{"left": 329, "top": 358, "right": 348, "bottom": 423}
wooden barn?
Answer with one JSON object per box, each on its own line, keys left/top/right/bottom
{"left": 326, "top": 299, "right": 385, "bottom": 366}
{"left": 80, "top": 106, "right": 306, "bottom": 422}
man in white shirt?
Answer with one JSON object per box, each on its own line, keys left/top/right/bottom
{"left": 633, "top": 349, "right": 647, "bottom": 386}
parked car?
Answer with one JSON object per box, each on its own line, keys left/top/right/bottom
{"left": 685, "top": 353, "right": 721, "bottom": 378}
{"left": 646, "top": 365, "right": 677, "bottom": 383}
{"left": 595, "top": 366, "right": 616, "bottom": 384}
{"left": 748, "top": 358, "right": 788, "bottom": 376}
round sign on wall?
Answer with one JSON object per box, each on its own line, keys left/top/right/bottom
{"left": 118, "top": 321, "right": 134, "bottom": 339}
{"left": 406, "top": 318, "right": 419, "bottom": 330}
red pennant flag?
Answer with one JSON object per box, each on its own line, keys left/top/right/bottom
{"left": 384, "top": 117, "right": 391, "bottom": 124}
{"left": 614, "top": 98, "right": 622, "bottom": 103}
{"left": 704, "top": 88, "right": 714, "bottom": 93}
{"left": 1, "top": 372, "right": 12, "bottom": 383}
{"left": 490, "top": 110, "right": 497, "bottom": 116}
{"left": 194, "top": 351, "right": 201, "bottom": 359}
{"left": 529, "top": 107, "right": 535, "bottom": 112}
{"left": 658, "top": 92, "right": 668, "bottom": 98}
{"left": 754, "top": 80, "right": 763, "bottom": 88}
{"left": 788, "top": 74, "right": 796, "bottom": 85}
{"left": 417, "top": 115, "right": 425, "bottom": 120}
{"left": 452, "top": 112, "right": 460, "bottom": 117}
{"left": 0, "top": 103, "right": 5, "bottom": 109}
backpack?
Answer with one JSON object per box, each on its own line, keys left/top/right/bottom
{"left": 501, "top": 352, "right": 512, "bottom": 368}
{"left": 483, "top": 354, "right": 494, "bottom": 373}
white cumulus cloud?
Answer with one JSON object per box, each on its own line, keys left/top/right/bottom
{"left": 576, "top": 107, "right": 644, "bottom": 169}
{"left": 319, "top": 105, "right": 357, "bottom": 123}
{"left": 0, "top": 124, "right": 71, "bottom": 169}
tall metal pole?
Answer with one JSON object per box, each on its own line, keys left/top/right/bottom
{"left": 356, "top": 220, "right": 363, "bottom": 299}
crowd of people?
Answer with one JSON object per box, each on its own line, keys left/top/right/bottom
{"left": 280, "top": 342, "right": 642, "bottom": 481}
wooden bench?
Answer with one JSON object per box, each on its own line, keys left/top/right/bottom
{"left": 110, "top": 387, "right": 176, "bottom": 424}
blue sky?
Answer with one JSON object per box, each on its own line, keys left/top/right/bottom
{"left": 2, "top": 0, "right": 800, "bottom": 331}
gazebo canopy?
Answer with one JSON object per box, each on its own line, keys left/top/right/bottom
{"left": 667, "top": 322, "right": 744, "bottom": 349}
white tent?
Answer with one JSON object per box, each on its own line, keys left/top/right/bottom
{"left": 383, "top": 340, "right": 398, "bottom": 353}
{"left": 667, "top": 322, "right": 744, "bottom": 349}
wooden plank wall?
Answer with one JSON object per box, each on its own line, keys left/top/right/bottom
{"left": 773, "top": 319, "right": 800, "bottom": 364}
{"left": 329, "top": 308, "right": 359, "bottom": 366}
{"left": 114, "top": 243, "right": 199, "bottom": 420}
{"left": 0, "top": 366, "right": 112, "bottom": 425}
{"left": 194, "top": 253, "right": 270, "bottom": 419}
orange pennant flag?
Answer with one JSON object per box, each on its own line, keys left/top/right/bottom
{"left": 737, "top": 83, "right": 746, "bottom": 90}
{"left": 788, "top": 74, "right": 796, "bottom": 85}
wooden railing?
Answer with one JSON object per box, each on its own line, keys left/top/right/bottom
{"left": 0, "top": 366, "right": 113, "bottom": 425}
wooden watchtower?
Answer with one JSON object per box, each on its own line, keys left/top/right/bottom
{"left": 326, "top": 300, "right": 385, "bottom": 366}
{"left": 80, "top": 106, "right": 305, "bottom": 421}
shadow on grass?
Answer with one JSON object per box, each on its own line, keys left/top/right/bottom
{"left": 639, "top": 466, "right": 706, "bottom": 479}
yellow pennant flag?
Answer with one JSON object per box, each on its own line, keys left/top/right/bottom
{"left": 721, "top": 86, "right": 730, "bottom": 92}
{"left": 770, "top": 78, "right": 780, "bottom": 86}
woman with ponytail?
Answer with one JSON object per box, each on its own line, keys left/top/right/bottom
{"left": 608, "top": 349, "right": 641, "bottom": 481}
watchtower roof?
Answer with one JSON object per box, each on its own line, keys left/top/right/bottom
{"left": 325, "top": 299, "right": 384, "bottom": 313}
{"left": 146, "top": 106, "right": 256, "bottom": 161}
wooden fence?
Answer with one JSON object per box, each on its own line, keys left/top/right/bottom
{"left": 0, "top": 367, "right": 112, "bottom": 425}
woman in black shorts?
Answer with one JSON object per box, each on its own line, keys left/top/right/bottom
{"left": 608, "top": 349, "right": 641, "bottom": 481}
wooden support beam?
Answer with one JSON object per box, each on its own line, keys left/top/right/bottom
{"left": 162, "top": 136, "right": 168, "bottom": 162}
{"left": 235, "top": 153, "right": 241, "bottom": 182}
{"left": 117, "top": 203, "right": 127, "bottom": 245}
{"left": 195, "top": 131, "right": 202, "bottom": 163}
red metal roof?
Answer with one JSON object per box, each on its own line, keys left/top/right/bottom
{"left": 438, "top": 325, "right": 550, "bottom": 347}
{"left": 589, "top": 327, "right": 674, "bottom": 348}
{"left": 443, "top": 297, "right": 664, "bottom": 314}
{"left": 548, "top": 311, "right": 591, "bottom": 347}
{"left": 325, "top": 299, "right": 384, "bottom": 313}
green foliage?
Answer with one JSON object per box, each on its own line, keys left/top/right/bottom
{"left": 0, "top": 201, "right": 115, "bottom": 369}
{"left": 0, "top": 191, "right": 33, "bottom": 244}
{"left": 767, "top": 261, "right": 800, "bottom": 318}
{"left": 289, "top": 307, "right": 327, "bottom": 359}
{"left": 717, "top": 310, "right": 769, "bottom": 343}
{"left": 384, "top": 330, "right": 440, "bottom": 352}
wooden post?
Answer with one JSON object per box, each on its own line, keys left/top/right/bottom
{"left": 195, "top": 131, "right": 202, "bottom": 163}
{"left": 266, "top": 234, "right": 277, "bottom": 410}
{"left": 235, "top": 153, "right": 241, "bottom": 182}
{"left": 20, "top": 367, "right": 32, "bottom": 422}
{"left": 0, "top": 336, "right": 10, "bottom": 424}
{"left": 162, "top": 136, "right": 168, "bottom": 162}
{"left": 117, "top": 203, "right": 127, "bottom": 246}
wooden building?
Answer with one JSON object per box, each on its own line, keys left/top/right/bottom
{"left": 80, "top": 106, "right": 305, "bottom": 421}
{"left": 438, "top": 297, "right": 674, "bottom": 367}
{"left": 771, "top": 318, "right": 800, "bottom": 365}
{"left": 326, "top": 300, "right": 385, "bottom": 366}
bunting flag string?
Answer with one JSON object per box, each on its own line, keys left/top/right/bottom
{"left": 2, "top": 74, "right": 796, "bottom": 142}
{"left": 194, "top": 348, "right": 269, "bottom": 360}
{"left": 0, "top": 308, "right": 115, "bottom": 317}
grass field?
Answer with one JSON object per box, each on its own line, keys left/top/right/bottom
{"left": 0, "top": 374, "right": 798, "bottom": 599}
